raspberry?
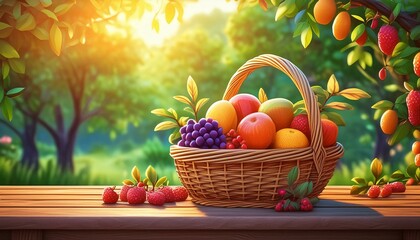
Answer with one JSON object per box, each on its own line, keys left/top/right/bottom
{"left": 390, "top": 181, "right": 406, "bottom": 193}
{"left": 119, "top": 185, "right": 132, "bottom": 202}
{"left": 275, "top": 202, "right": 284, "bottom": 212}
{"left": 147, "top": 191, "right": 166, "bottom": 206}
{"left": 406, "top": 90, "right": 420, "bottom": 126}
{"left": 277, "top": 189, "right": 287, "bottom": 198}
{"left": 378, "top": 25, "right": 399, "bottom": 56}
{"left": 380, "top": 185, "right": 393, "bottom": 198}
{"left": 367, "top": 185, "right": 380, "bottom": 198}
{"left": 300, "top": 198, "right": 313, "bottom": 211}
{"left": 414, "top": 52, "right": 420, "bottom": 77}
{"left": 290, "top": 114, "right": 310, "bottom": 140}
{"left": 159, "top": 186, "right": 175, "bottom": 203}
{"left": 173, "top": 186, "right": 189, "bottom": 201}
{"left": 127, "top": 186, "right": 146, "bottom": 204}
{"left": 225, "top": 129, "right": 248, "bottom": 149}
{"left": 102, "top": 186, "right": 119, "bottom": 204}
{"left": 378, "top": 67, "right": 386, "bottom": 80}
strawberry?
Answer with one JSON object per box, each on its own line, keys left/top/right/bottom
{"left": 367, "top": 185, "right": 380, "bottom": 198}
{"left": 300, "top": 198, "right": 313, "bottom": 211}
{"left": 355, "top": 30, "right": 367, "bottom": 46}
{"left": 379, "top": 67, "right": 386, "bottom": 80}
{"left": 127, "top": 186, "right": 146, "bottom": 204}
{"left": 147, "top": 191, "right": 166, "bottom": 206}
{"left": 290, "top": 114, "right": 310, "bottom": 140}
{"left": 407, "top": 90, "right": 420, "bottom": 126}
{"left": 159, "top": 186, "right": 175, "bottom": 203}
{"left": 414, "top": 52, "right": 420, "bottom": 77}
{"left": 102, "top": 186, "right": 119, "bottom": 204}
{"left": 380, "top": 185, "right": 393, "bottom": 198}
{"left": 173, "top": 186, "right": 189, "bottom": 202}
{"left": 119, "top": 185, "right": 132, "bottom": 202}
{"left": 390, "top": 181, "right": 406, "bottom": 193}
{"left": 378, "top": 25, "right": 399, "bottom": 56}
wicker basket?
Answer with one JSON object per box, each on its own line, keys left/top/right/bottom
{"left": 170, "top": 54, "right": 344, "bottom": 208}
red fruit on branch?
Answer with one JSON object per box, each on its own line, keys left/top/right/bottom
{"left": 378, "top": 67, "right": 386, "bottom": 80}
{"left": 414, "top": 52, "right": 420, "bottom": 77}
{"left": 378, "top": 25, "right": 399, "bottom": 56}
{"left": 370, "top": 18, "right": 378, "bottom": 29}
{"left": 356, "top": 30, "right": 367, "bottom": 46}
{"left": 406, "top": 90, "right": 420, "bottom": 126}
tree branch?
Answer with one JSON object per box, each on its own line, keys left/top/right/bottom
{"left": 0, "top": 119, "right": 23, "bottom": 140}
{"left": 37, "top": 117, "right": 60, "bottom": 145}
{"left": 351, "top": 0, "right": 420, "bottom": 42}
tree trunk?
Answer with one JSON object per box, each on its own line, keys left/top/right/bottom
{"left": 373, "top": 123, "right": 391, "bottom": 162}
{"left": 21, "top": 118, "right": 39, "bottom": 170}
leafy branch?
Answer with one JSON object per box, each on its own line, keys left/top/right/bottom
{"left": 293, "top": 74, "right": 371, "bottom": 126}
{"left": 122, "top": 165, "right": 168, "bottom": 192}
{"left": 151, "top": 76, "right": 209, "bottom": 144}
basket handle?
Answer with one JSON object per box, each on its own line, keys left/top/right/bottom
{"left": 222, "top": 54, "right": 326, "bottom": 176}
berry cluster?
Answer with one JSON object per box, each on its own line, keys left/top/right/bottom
{"left": 225, "top": 129, "right": 247, "bottom": 149}
{"left": 178, "top": 118, "right": 226, "bottom": 149}
{"left": 102, "top": 183, "right": 189, "bottom": 206}
{"left": 367, "top": 182, "right": 406, "bottom": 199}
{"left": 274, "top": 188, "right": 314, "bottom": 212}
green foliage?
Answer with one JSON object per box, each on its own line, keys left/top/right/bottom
{"left": 122, "top": 164, "right": 168, "bottom": 191}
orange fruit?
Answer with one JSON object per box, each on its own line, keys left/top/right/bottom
{"left": 206, "top": 100, "right": 237, "bottom": 134}
{"left": 332, "top": 11, "right": 351, "bottom": 40}
{"left": 314, "top": 0, "right": 336, "bottom": 25}
{"left": 380, "top": 109, "right": 398, "bottom": 135}
{"left": 412, "top": 141, "right": 420, "bottom": 155}
{"left": 237, "top": 112, "right": 276, "bottom": 149}
{"left": 415, "top": 154, "right": 420, "bottom": 167}
{"left": 272, "top": 128, "right": 309, "bottom": 149}
{"left": 321, "top": 119, "right": 338, "bottom": 147}
{"left": 413, "top": 51, "right": 420, "bottom": 77}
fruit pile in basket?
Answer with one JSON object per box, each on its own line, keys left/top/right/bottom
{"left": 152, "top": 75, "right": 370, "bottom": 150}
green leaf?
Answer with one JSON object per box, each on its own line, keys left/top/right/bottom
{"left": 0, "top": 85, "right": 4, "bottom": 103}
{"left": 351, "top": 14, "right": 365, "bottom": 22}
{"left": 177, "top": 117, "right": 188, "bottom": 126}
{"left": 410, "top": 26, "right": 420, "bottom": 40}
{"left": 388, "top": 121, "right": 410, "bottom": 145}
{"left": 40, "top": 9, "right": 58, "bottom": 21}
{"left": 337, "top": 88, "right": 371, "bottom": 100}
{"left": 195, "top": 98, "right": 209, "bottom": 113}
{"left": 8, "top": 59, "right": 25, "bottom": 74}
{"left": 174, "top": 95, "right": 192, "bottom": 105}
{"left": 293, "top": 100, "right": 305, "bottom": 113}
{"left": 1, "top": 97, "right": 13, "bottom": 121}
{"left": 371, "top": 100, "right": 393, "bottom": 110}
{"left": 351, "top": 177, "right": 366, "bottom": 185}
{"left": 295, "top": 182, "right": 309, "bottom": 198}
{"left": 416, "top": 168, "right": 420, "bottom": 182}
{"left": 321, "top": 112, "right": 346, "bottom": 126}
{"left": 187, "top": 76, "right": 198, "bottom": 102}
{"left": 155, "top": 176, "right": 167, "bottom": 188}
{"left": 307, "top": 181, "right": 313, "bottom": 195}
{"left": 184, "top": 106, "right": 195, "bottom": 116}
{"left": 0, "top": 40, "right": 20, "bottom": 58}
{"left": 370, "top": 158, "right": 382, "bottom": 180}
{"left": 391, "top": 3, "right": 401, "bottom": 21}
{"left": 324, "top": 102, "right": 354, "bottom": 111}
{"left": 165, "top": 2, "right": 175, "bottom": 24}
{"left": 404, "top": 82, "right": 414, "bottom": 92}
{"left": 6, "top": 87, "right": 24, "bottom": 98}
{"left": 146, "top": 165, "right": 157, "bottom": 186}
{"left": 347, "top": 50, "right": 359, "bottom": 66}
{"left": 390, "top": 170, "right": 405, "bottom": 180}
{"left": 131, "top": 166, "right": 141, "bottom": 183}
{"left": 154, "top": 121, "right": 178, "bottom": 131}
{"left": 167, "top": 108, "right": 178, "bottom": 119}
{"left": 300, "top": 27, "right": 312, "bottom": 49}
{"left": 394, "top": 93, "right": 408, "bottom": 119}
{"left": 287, "top": 166, "right": 299, "bottom": 186}
{"left": 169, "top": 128, "right": 181, "bottom": 144}
{"left": 49, "top": 23, "right": 62, "bottom": 56}
{"left": 392, "top": 42, "right": 407, "bottom": 57}
{"left": 351, "top": 24, "right": 366, "bottom": 42}
{"left": 309, "top": 197, "right": 319, "bottom": 205}
{"left": 384, "top": 84, "right": 400, "bottom": 92}
{"left": 151, "top": 108, "right": 172, "bottom": 118}
{"left": 31, "top": 27, "right": 49, "bottom": 40}
{"left": 350, "top": 185, "right": 369, "bottom": 195}
{"left": 363, "top": 52, "right": 373, "bottom": 67}
{"left": 16, "top": 12, "right": 36, "bottom": 31}
{"left": 407, "top": 164, "right": 417, "bottom": 179}
{"left": 275, "top": 1, "right": 288, "bottom": 21}
{"left": 26, "top": 0, "right": 39, "bottom": 7}
{"left": 327, "top": 74, "right": 339, "bottom": 94}
{"left": 54, "top": 3, "right": 74, "bottom": 15}
{"left": 2, "top": 62, "right": 10, "bottom": 79}
{"left": 122, "top": 179, "right": 134, "bottom": 186}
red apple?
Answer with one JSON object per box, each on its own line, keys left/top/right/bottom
{"left": 229, "top": 93, "right": 261, "bottom": 122}
{"left": 258, "top": 98, "right": 294, "bottom": 131}
{"left": 237, "top": 112, "right": 276, "bottom": 149}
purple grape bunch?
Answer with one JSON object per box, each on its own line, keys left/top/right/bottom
{"left": 178, "top": 118, "right": 227, "bottom": 149}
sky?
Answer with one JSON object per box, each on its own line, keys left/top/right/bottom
{"left": 128, "top": 0, "right": 238, "bottom": 46}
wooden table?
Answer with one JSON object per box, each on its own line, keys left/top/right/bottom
{"left": 0, "top": 186, "right": 419, "bottom": 240}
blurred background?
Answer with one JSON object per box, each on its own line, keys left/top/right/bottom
{"left": 0, "top": 0, "right": 414, "bottom": 185}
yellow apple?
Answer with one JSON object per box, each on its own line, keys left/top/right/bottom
{"left": 258, "top": 98, "right": 294, "bottom": 131}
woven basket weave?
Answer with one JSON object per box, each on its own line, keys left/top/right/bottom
{"left": 170, "top": 54, "right": 344, "bottom": 208}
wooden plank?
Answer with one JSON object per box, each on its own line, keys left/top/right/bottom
{"left": 43, "top": 230, "right": 403, "bottom": 240}
{"left": 11, "top": 230, "right": 42, "bottom": 240}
